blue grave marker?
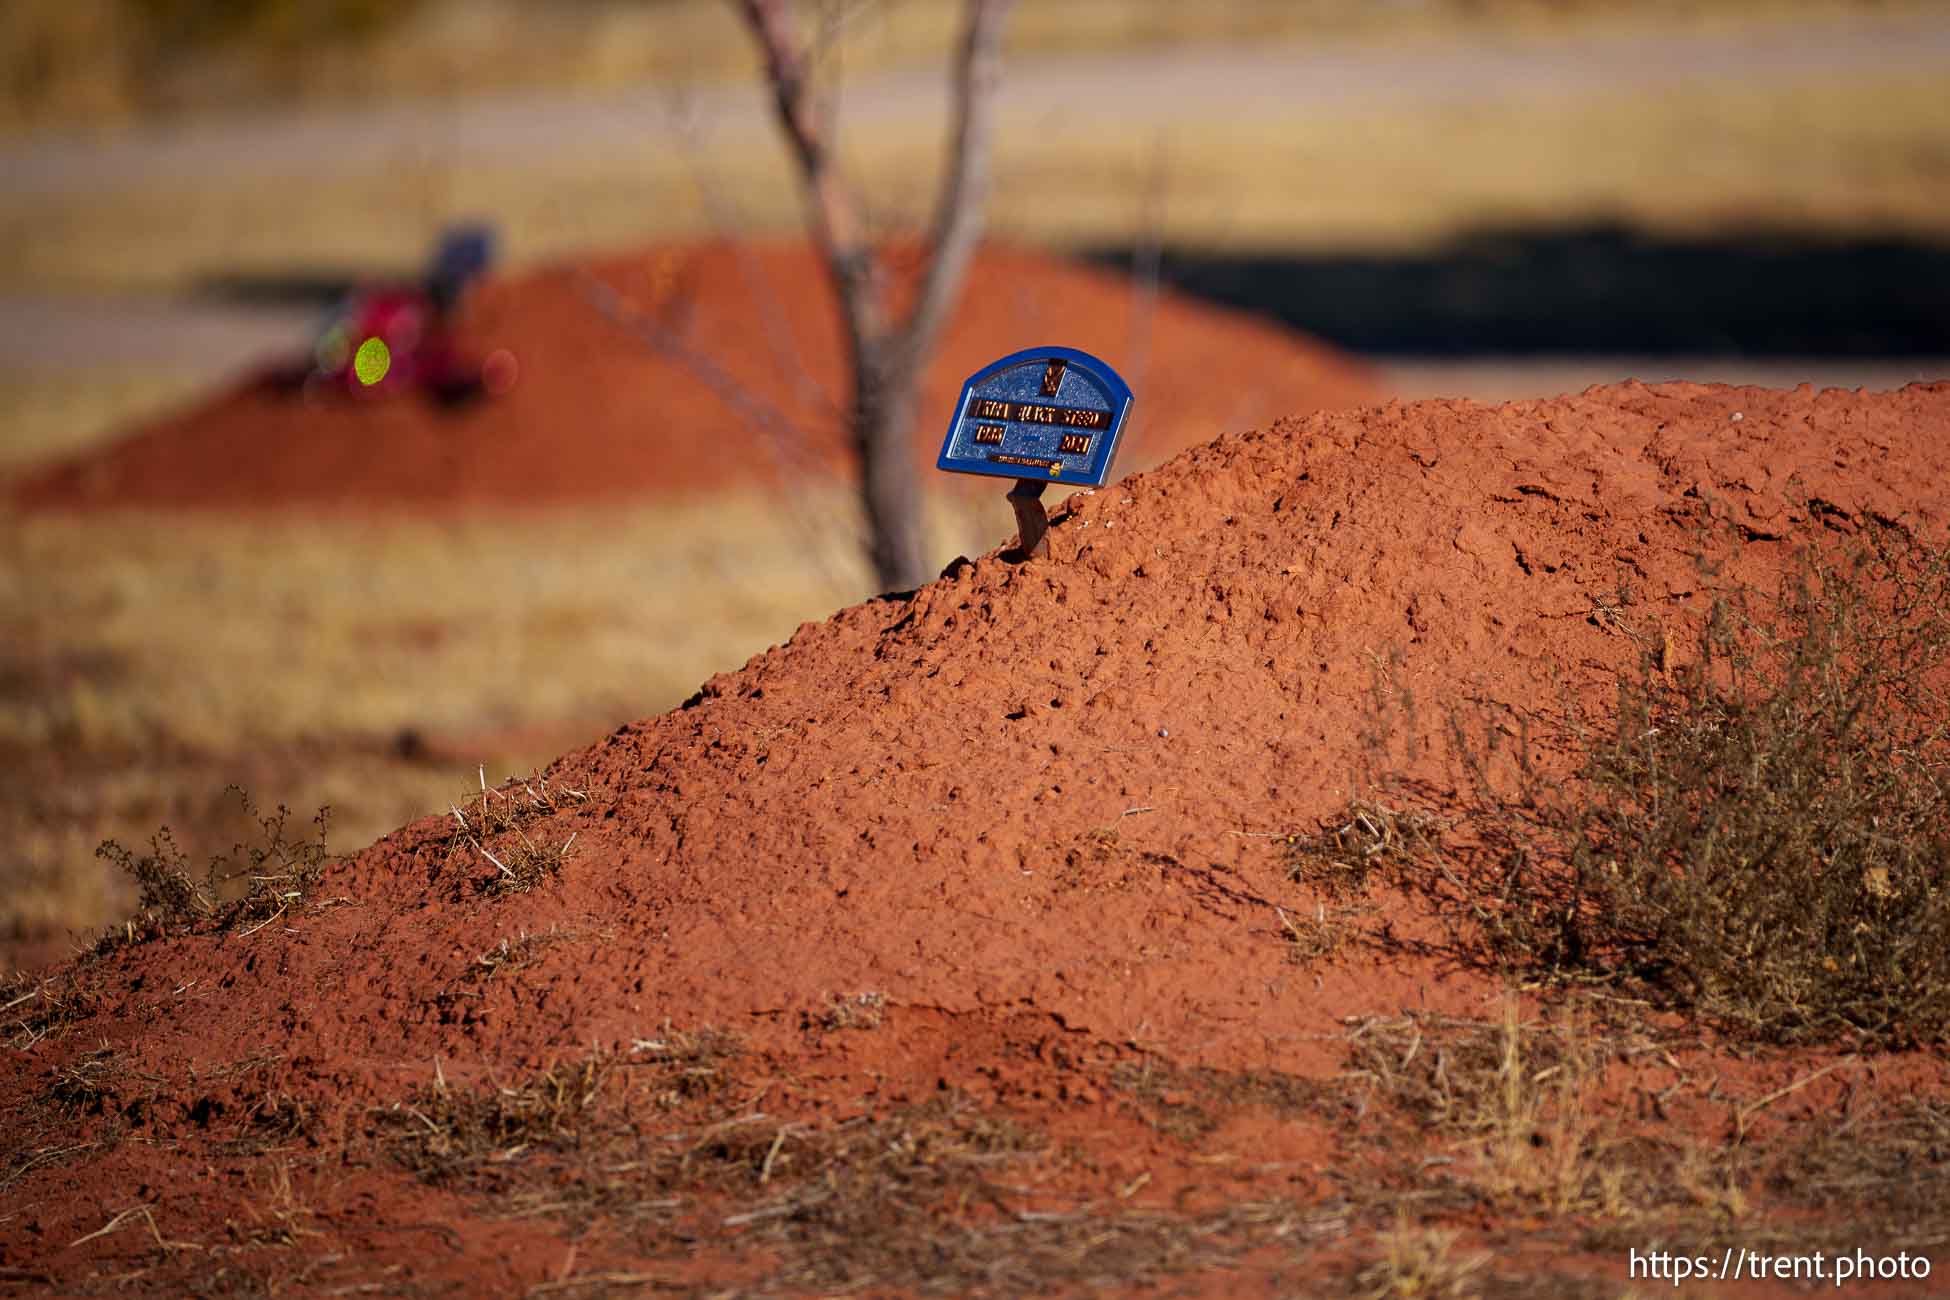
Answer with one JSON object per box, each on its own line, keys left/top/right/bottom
{"left": 936, "top": 346, "right": 1134, "bottom": 487}
{"left": 936, "top": 346, "right": 1134, "bottom": 560}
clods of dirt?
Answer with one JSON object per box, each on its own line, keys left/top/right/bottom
{"left": 5, "top": 380, "right": 1948, "bottom": 1296}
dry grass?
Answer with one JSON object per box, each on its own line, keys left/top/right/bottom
{"left": 1281, "top": 799, "right": 1446, "bottom": 963}
{"left": 1050, "top": 69, "right": 1950, "bottom": 253}
{"left": 381, "top": 1053, "right": 623, "bottom": 1184}
{"left": 228, "top": 1160, "right": 320, "bottom": 1249}
{"left": 372, "top": 1036, "right": 1341, "bottom": 1295}
{"left": 443, "top": 766, "right": 587, "bottom": 896}
{"left": 1336, "top": 1004, "right": 1736, "bottom": 1223}
{"left": 1325, "top": 997, "right": 1950, "bottom": 1270}
{"left": 353, "top": 1005, "right": 1950, "bottom": 1293}
{"left": 1350, "top": 1224, "right": 1491, "bottom": 1300}
{"left": 1288, "top": 800, "right": 1444, "bottom": 899}
{"left": 0, "top": 373, "right": 214, "bottom": 473}
{"left": 0, "top": 498, "right": 887, "bottom": 754}
{"left": 0, "top": 966, "right": 99, "bottom": 1048}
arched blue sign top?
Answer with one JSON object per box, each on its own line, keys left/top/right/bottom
{"left": 935, "top": 346, "right": 1135, "bottom": 489}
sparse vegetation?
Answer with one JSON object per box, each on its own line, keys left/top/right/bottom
{"left": 381, "top": 1053, "right": 619, "bottom": 1185}
{"left": 1336, "top": 1004, "right": 1743, "bottom": 1223}
{"left": 1283, "top": 798, "right": 1444, "bottom": 962}
{"left": 462, "top": 929, "right": 575, "bottom": 983}
{"left": 807, "top": 990, "right": 888, "bottom": 1032}
{"left": 1349, "top": 1224, "right": 1489, "bottom": 1300}
{"left": 1471, "top": 531, "right": 1950, "bottom": 1045}
{"left": 444, "top": 766, "right": 586, "bottom": 895}
{"left": 0, "top": 968, "right": 98, "bottom": 1048}
{"left": 94, "top": 785, "right": 333, "bottom": 939}
{"left": 367, "top": 1032, "right": 1351, "bottom": 1294}
{"left": 229, "top": 1160, "right": 320, "bottom": 1249}
{"left": 1326, "top": 999, "right": 1950, "bottom": 1272}
{"left": 1288, "top": 800, "right": 1442, "bottom": 899}
{"left": 1306, "top": 529, "right": 1950, "bottom": 1048}
{"left": 0, "top": 499, "right": 911, "bottom": 967}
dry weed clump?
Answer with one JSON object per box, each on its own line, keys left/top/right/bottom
{"left": 445, "top": 766, "right": 587, "bottom": 896}
{"left": 379, "top": 1054, "right": 618, "bottom": 1184}
{"left": 1467, "top": 531, "right": 1950, "bottom": 1046}
{"left": 1288, "top": 800, "right": 1444, "bottom": 900}
{"left": 1, "top": 969, "right": 99, "bottom": 1049}
{"left": 226, "top": 1160, "right": 321, "bottom": 1249}
{"left": 1281, "top": 801, "right": 1445, "bottom": 963}
{"left": 371, "top": 1036, "right": 1328, "bottom": 1294}
{"left": 1336, "top": 1004, "right": 1743, "bottom": 1225}
{"left": 806, "top": 990, "right": 887, "bottom": 1032}
{"left": 1325, "top": 529, "right": 1950, "bottom": 1048}
{"left": 93, "top": 786, "right": 333, "bottom": 941}
{"left": 1349, "top": 1224, "right": 1490, "bottom": 1300}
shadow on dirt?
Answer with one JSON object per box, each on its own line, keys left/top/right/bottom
{"left": 1090, "top": 223, "right": 1950, "bottom": 357}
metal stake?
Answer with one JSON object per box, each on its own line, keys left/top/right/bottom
{"left": 1007, "top": 478, "right": 1051, "bottom": 561}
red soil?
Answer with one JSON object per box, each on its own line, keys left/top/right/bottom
{"left": 5, "top": 381, "right": 1949, "bottom": 1295}
{"left": 9, "top": 241, "right": 1377, "bottom": 512}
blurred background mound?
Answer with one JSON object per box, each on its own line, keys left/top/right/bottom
{"left": 2, "top": 0, "right": 1947, "bottom": 970}
{"left": 11, "top": 240, "right": 1374, "bottom": 512}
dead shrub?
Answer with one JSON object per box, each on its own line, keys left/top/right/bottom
{"left": 1361, "top": 529, "right": 1950, "bottom": 1047}
{"left": 94, "top": 786, "right": 333, "bottom": 939}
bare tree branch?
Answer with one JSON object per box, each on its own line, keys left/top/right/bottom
{"left": 575, "top": 270, "right": 857, "bottom": 596}
{"left": 899, "top": 0, "right": 1010, "bottom": 372}
{"left": 736, "top": 0, "right": 883, "bottom": 345}
{"left": 660, "top": 83, "right": 843, "bottom": 421}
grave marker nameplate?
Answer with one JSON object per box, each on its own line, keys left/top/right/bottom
{"left": 936, "top": 346, "right": 1134, "bottom": 560}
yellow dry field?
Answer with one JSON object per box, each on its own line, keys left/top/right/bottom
{"left": 0, "top": 374, "right": 212, "bottom": 475}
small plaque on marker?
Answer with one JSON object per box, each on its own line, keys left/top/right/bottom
{"left": 936, "top": 346, "right": 1134, "bottom": 488}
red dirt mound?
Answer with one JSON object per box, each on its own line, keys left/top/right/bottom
{"left": 6, "top": 382, "right": 1949, "bottom": 1295}
{"left": 9, "top": 241, "right": 1376, "bottom": 512}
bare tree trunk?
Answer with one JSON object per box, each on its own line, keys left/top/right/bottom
{"left": 852, "top": 352, "right": 928, "bottom": 589}
{"left": 736, "top": 0, "right": 1012, "bottom": 594}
